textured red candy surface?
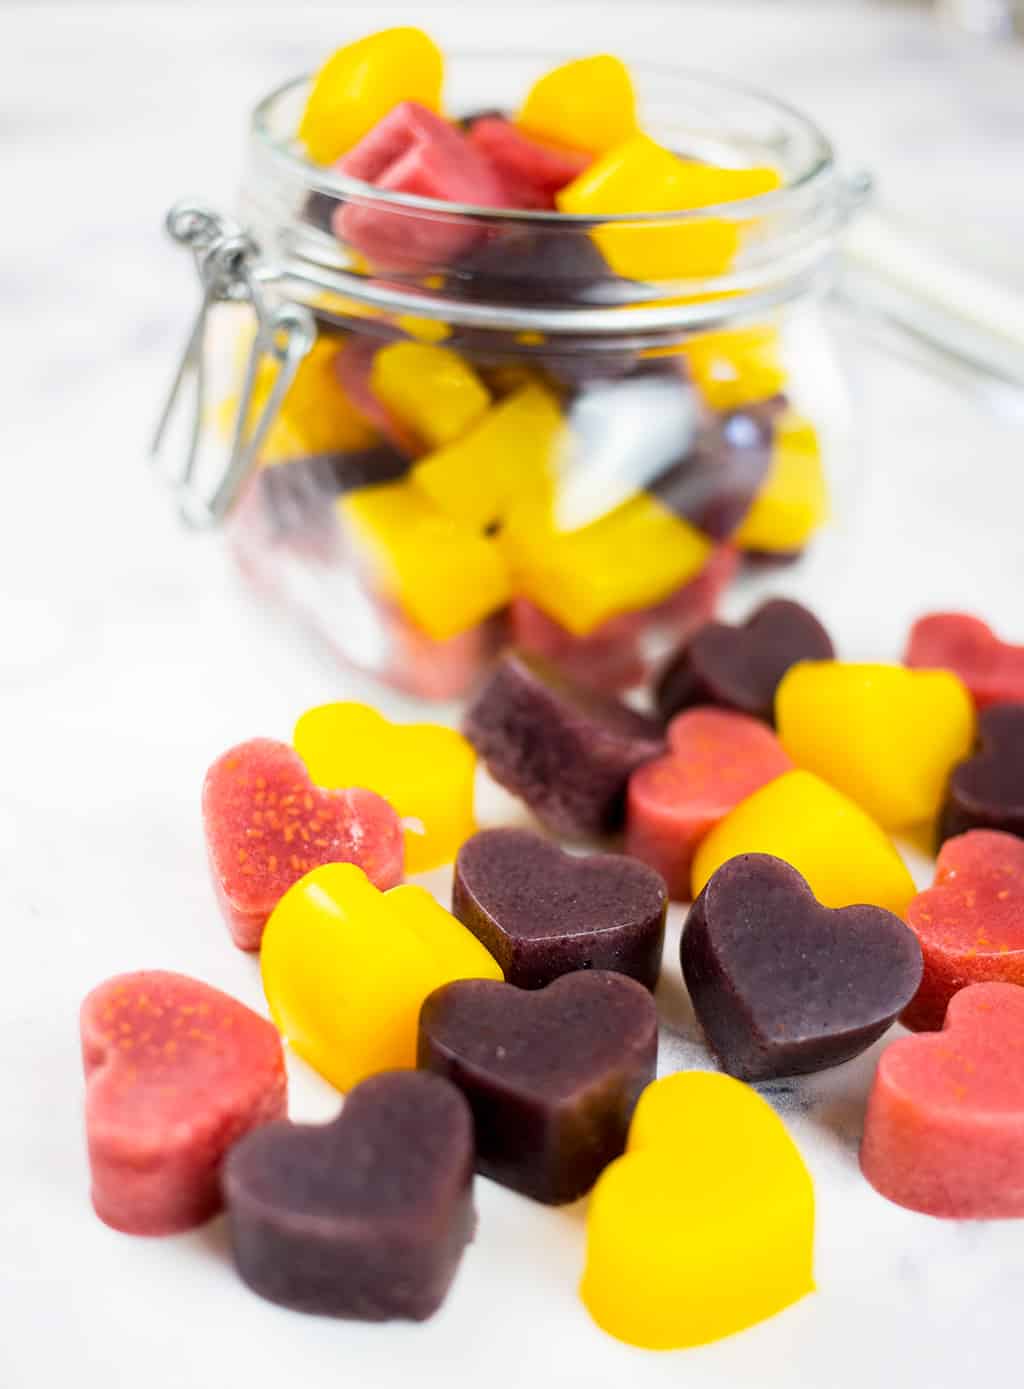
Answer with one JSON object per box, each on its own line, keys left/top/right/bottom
{"left": 467, "top": 118, "right": 591, "bottom": 197}
{"left": 626, "top": 709, "right": 793, "bottom": 898}
{"left": 82, "top": 971, "right": 287, "bottom": 1235}
{"left": 902, "top": 830, "right": 1024, "bottom": 1031}
{"left": 905, "top": 612, "right": 1024, "bottom": 710}
{"left": 861, "top": 982, "right": 1024, "bottom": 1218}
{"left": 334, "top": 102, "right": 512, "bottom": 269}
{"left": 203, "top": 738, "right": 404, "bottom": 950}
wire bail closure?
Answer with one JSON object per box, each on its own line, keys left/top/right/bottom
{"left": 151, "top": 199, "right": 315, "bottom": 528}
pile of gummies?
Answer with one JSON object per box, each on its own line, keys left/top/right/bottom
{"left": 222, "top": 28, "right": 826, "bottom": 698}
{"left": 82, "top": 602, "right": 1024, "bottom": 1349}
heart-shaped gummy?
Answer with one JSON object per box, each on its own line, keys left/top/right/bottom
{"left": 223, "top": 1070, "right": 475, "bottom": 1319}
{"left": 453, "top": 828, "right": 667, "bottom": 991}
{"left": 902, "top": 830, "right": 1024, "bottom": 1031}
{"left": 656, "top": 597, "right": 834, "bottom": 724}
{"left": 940, "top": 702, "right": 1024, "bottom": 844}
{"left": 261, "top": 863, "right": 502, "bottom": 1093}
{"left": 202, "top": 738, "right": 404, "bottom": 951}
{"left": 581, "top": 1071, "right": 815, "bottom": 1349}
{"left": 861, "top": 982, "right": 1024, "bottom": 1218}
{"left": 464, "top": 651, "right": 666, "bottom": 837}
{"left": 681, "top": 854, "right": 922, "bottom": 1079}
{"left": 906, "top": 612, "right": 1024, "bottom": 711}
{"left": 418, "top": 971, "right": 657, "bottom": 1203}
{"left": 626, "top": 708, "right": 793, "bottom": 898}
{"left": 81, "top": 971, "right": 287, "bottom": 1235}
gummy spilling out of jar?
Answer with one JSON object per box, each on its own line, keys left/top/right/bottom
{"left": 223, "top": 31, "right": 831, "bottom": 699}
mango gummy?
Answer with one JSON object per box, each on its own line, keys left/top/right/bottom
{"left": 734, "top": 411, "right": 828, "bottom": 552}
{"left": 581, "top": 1071, "right": 814, "bottom": 1349}
{"left": 370, "top": 342, "right": 491, "bottom": 450}
{"left": 339, "top": 480, "right": 511, "bottom": 641}
{"left": 517, "top": 54, "right": 637, "bottom": 156}
{"left": 558, "top": 134, "right": 781, "bottom": 282}
{"left": 299, "top": 27, "right": 444, "bottom": 165}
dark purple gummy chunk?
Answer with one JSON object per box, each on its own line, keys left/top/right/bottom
{"left": 656, "top": 597, "right": 835, "bottom": 725}
{"left": 418, "top": 970, "right": 657, "bottom": 1203}
{"left": 680, "top": 854, "right": 923, "bottom": 1081}
{"left": 444, "top": 223, "right": 613, "bottom": 308}
{"left": 259, "top": 446, "right": 410, "bottom": 536}
{"left": 464, "top": 652, "right": 665, "bottom": 836}
{"left": 222, "top": 1071, "right": 475, "bottom": 1321}
{"left": 453, "top": 828, "right": 667, "bottom": 991}
{"left": 940, "top": 703, "right": 1024, "bottom": 845}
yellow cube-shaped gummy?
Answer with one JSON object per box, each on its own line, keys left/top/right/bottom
{"left": 502, "top": 491, "right": 711, "bottom": 637}
{"left": 692, "top": 769, "right": 916, "bottom": 915}
{"left": 776, "top": 662, "right": 975, "bottom": 830}
{"left": 517, "top": 54, "right": 637, "bottom": 155}
{"left": 261, "top": 864, "right": 502, "bottom": 1092}
{"left": 370, "top": 342, "right": 491, "bottom": 450}
{"left": 557, "top": 134, "right": 781, "bottom": 282}
{"left": 734, "top": 411, "right": 828, "bottom": 552}
{"left": 298, "top": 27, "right": 444, "bottom": 165}
{"left": 413, "top": 383, "right": 564, "bottom": 530}
{"left": 339, "top": 480, "right": 511, "bottom": 640}
{"left": 681, "top": 325, "right": 788, "bottom": 411}
{"left": 581, "top": 1071, "right": 814, "bottom": 1349}
{"left": 294, "top": 703, "right": 477, "bottom": 874}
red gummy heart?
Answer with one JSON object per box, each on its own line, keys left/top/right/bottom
{"left": 905, "top": 612, "right": 1024, "bottom": 711}
{"left": 626, "top": 709, "right": 793, "bottom": 898}
{"left": 861, "top": 982, "right": 1024, "bottom": 1218}
{"left": 81, "top": 971, "right": 287, "bottom": 1235}
{"left": 467, "top": 117, "right": 591, "bottom": 198}
{"left": 334, "top": 102, "right": 512, "bottom": 270}
{"left": 902, "top": 830, "right": 1024, "bottom": 1031}
{"left": 203, "top": 738, "right": 404, "bottom": 950}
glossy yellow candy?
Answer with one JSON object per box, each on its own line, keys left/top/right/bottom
{"left": 294, "top": 703, "right": 476, "bottom": 874}
{"left": 517, "top": 55, "right": 637, "bottom": 156}
{"left": 370, "top": 342, "right": 491, "bottom": 449}
{"left": 502, "top": 492, "right": 711, "bottom": 637}
{"left": 776, "top": 662, "right": 975, "bottom": 830}
{"left": 298, "top": 27, "right": 444, "bottom": 165}
{"left": 413, "top": 384, "right": 563, "bottom": 530}
{"left": 581, "top": 1071, "right": 814, "bottom": 1349}
{"left": 261, "top": 864, "right": 502, "bottom": 1092}
{"left": 339, "top": 481, "right": 511, "bottom": 640}
{"left": 680, "top": 325, "right": 787, "bottom": 411}
{"left": 693, "top": 769, "right": 916, "bottom": 914}
{"left": 734, "top": 412, "right": 828, "bottom": 552}
{"left": 558, "top": 134, "right": 781, "bottom": 282}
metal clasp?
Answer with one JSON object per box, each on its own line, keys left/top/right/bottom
{"left": 151, "top": 199, "right": 315, "bottom": 528}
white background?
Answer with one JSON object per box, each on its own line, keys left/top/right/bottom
{"left": 2, "top": 4, "right": 1024, "bottom": 1387}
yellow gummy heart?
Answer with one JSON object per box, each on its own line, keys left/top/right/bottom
{"left": 557, "top": 134, "right": 781, "bottom": 282}
{"left": 517, "top": 54, "right": 637, "bottom": 156}
{"left": 733, "top": 411, "right": 828, "bottom": 552}
{"left": 413, "top": 383, "right": 563, "bottom": 531}
{"left": 370, "top": 342, "right": 491, "bottom": 450}
{"left": 298, "top": 27, "right": 444, "bottom": 165}
{"left": 338, "top": 480, "right": 511, "bottom": 641}
{"left": 776, "top": 662, "right": 975, "bottom": 830}
{"left": 693, "top": 769, "right": 915, "bottom": 914}
{"left": 581, "top": 1071, "right": 814, "bottom": 1349}
{"left": 261, "top": 863, "right": 502, "bottom": 1092}
{"left": 294, "top": 703, "right": 476, "bottom": 874}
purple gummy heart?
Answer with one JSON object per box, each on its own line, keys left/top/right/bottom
{"left": 418, "top": 970, "right": 657, "bottom": 1203}
{"left": 656, "top": 597, "right": 835, "bottom": 724}
{"left": 453, "top": 827, "right": 667, "bottom": 991}
{"left": 681, "top": 854, "right": 923, "bottom": 1080}
{"left": 940, "top": 702, "right": 1024, "bottom": 845}
{"left": 464, "top": 651, "right": 665, "bottom": 837}
{"left": 222, "top": 1071, "right": 475, "bottom": 1321}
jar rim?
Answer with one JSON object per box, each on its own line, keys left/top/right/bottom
{"left": 251, "top": 58, "right": 836, "bottom": 224}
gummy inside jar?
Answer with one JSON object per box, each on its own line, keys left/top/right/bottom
{"left": 225, "top": 31, "right": 831, "bottom": 700}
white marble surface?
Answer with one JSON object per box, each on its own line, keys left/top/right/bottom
{"left": 3, "top": 4, "right": 1024, "bottom": 1388}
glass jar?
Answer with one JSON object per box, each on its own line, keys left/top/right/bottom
{"left": 155, "top": 55, "right": 861, "bottom": 701}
